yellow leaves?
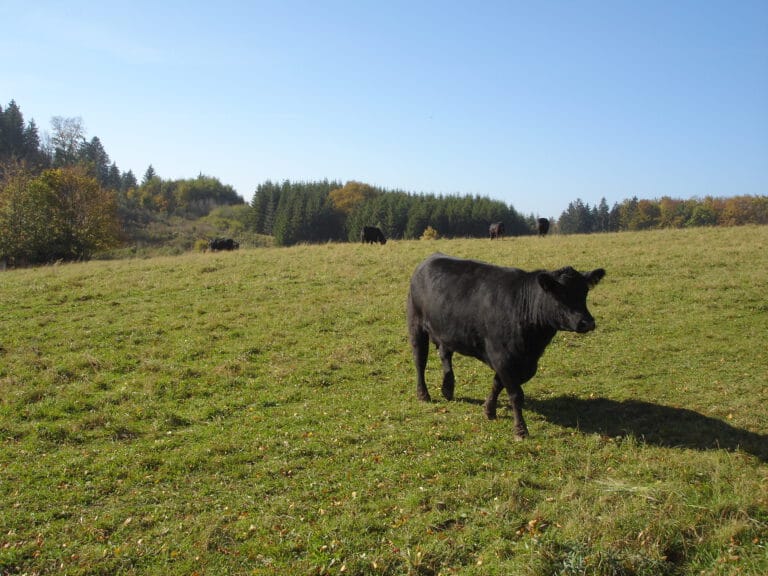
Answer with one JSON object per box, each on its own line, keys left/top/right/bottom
{"left": 328, "top": 181, "right": 377, "bottom": 215}
{"left": 420, "top": 226, "right": 439, "bottom": 240}
{"left": 515, "top": 515, "right": 550, "bottom": 537}
{"left": 319, "top": 539, "right": 341, "bottom": 552}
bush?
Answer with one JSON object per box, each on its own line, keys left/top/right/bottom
{"left": 0, "top": 165, "right": 119, "bottom": 264}
{"left": 420, "top": 226, "right": 439, "bottom": 240}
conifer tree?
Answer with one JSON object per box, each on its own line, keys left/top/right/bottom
{"left": 142, "top": 165, "right": 157, "bottom": 185}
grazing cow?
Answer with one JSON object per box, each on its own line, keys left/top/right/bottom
{"left": 537, "top": 218, "right": 550, "bottom": 236}
{"left": 209, "top": 238, "right": 239, "bottom": 251}
{"left": 489, "top": 222, "right": 505, "bottom": 239}
{"left": 407, "top": 253, "right": 605, "bottom": 438}
{"left": 361, "top": 226, "right": 387, "bottom": 245}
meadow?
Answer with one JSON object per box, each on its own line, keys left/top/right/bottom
{"left": 1, "top": 226, "right": 766, "bottom": 575}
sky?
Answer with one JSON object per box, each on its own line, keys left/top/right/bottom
{"left": 3, "top": 0, "right": 767, "bottom": 218}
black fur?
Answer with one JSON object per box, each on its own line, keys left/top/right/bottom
{"left": 209, "top": 238, "right": 239, "bottom": 251}
{"left": 361, "top": 226, "right": 386, "bottom": 244}
{"left": 407, "top": 253, "right": 605, "bottom": 438}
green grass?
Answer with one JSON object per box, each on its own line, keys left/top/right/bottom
{"left": 1, "top": 227, "right": 766, "bottom": 575}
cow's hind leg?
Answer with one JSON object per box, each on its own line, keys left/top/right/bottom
{"left": 411, "top": 329, "right": 431, "bottom": 401}
{"left": 438, "top": 346, "right": 455, "bottom": 400}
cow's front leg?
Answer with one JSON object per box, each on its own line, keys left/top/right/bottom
{"left": 483, "top": 374, "right": 505, "bottom": 419}
{"left": 506, "top": 382, "right": 528, "bottom": 439}
{"left": 438, "top": 346, "right": 455, "bottom": 400}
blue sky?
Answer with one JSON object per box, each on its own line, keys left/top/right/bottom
{"left": 4, "top": 0, "right": 767, "bottom": 218}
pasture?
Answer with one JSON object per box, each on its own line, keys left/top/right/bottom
{"left": 1, "top": 226, "right": 766, "bottom": 575}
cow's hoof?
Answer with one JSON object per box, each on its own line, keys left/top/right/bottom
{"left": 441, "top": 385, "right": 454, "bottom": 401}
{"left": 514, "top": 427, "right": 529, "bottom": 440}
{"left": 483, "top": 405, "right": 497, "bottom": 419}
{"left": 417, "top": 393, "right": 432, "bottom": 402}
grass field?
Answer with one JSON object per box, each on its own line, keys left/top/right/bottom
{"left": 1, "top": 226, "right": 766, "bottom": 575}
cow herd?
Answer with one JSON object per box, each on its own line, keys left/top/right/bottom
{"left": 363, "top": 220, "right": 553, "bottom": 245}
{"left": 210, "top": 219, "right": 552, "bottom": 252}
{"left": 209, "top": 220, "right": 603, "bottom": 439}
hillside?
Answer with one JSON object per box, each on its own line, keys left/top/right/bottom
{"left": 1, "top": 227, "right": 766, "bottom": 575}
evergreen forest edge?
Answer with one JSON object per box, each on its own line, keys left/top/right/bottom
{"left": 2, "top": 99, "right": 767, "bottom": 266}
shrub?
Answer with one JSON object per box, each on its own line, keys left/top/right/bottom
{"left": 420, "top": 226, "right": 439, "bottom": 240}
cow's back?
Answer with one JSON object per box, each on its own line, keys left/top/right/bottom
{"left": 409, "top": 254, "right": 528, "bottom": 325}
{"left": 409, "top": 253, "right": 540, "bottom": 363}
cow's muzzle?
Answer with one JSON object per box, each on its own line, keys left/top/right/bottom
{"left": 576, "top": 318, "right": 596, "bottom": 333}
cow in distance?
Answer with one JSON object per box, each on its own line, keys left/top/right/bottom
{"left": 209, "top": 238, "right": 239, "bottom": 251}
{"left": 489, "top": 222, "right": 505, "bottom": 239}
{"left": 537, "top": 218, "right": 550, "bottom": 236}
{"left": 407, "top": 253, "right": 605, "bottom": 438}
{"left": 361, "top": 226, "right": 387, "bottom": 245}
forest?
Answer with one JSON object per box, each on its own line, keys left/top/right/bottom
{"left": 2, "top": 98, "right": 767, "bottom": 265}
{"left": 557, "top": 195, "right": 768, "bottom": 234}
{"left": 248, "top": 179, "right": 532, "bottom": 245}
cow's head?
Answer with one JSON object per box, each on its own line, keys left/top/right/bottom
{"left": 538, "top": 267, "right": 606, "bottom": 333}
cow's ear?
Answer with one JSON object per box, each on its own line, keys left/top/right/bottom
{"left": 584, "top": 268, "right": 606, "bottom": 289}
{"left": 537, "top": 272, "right": 560, "bottom": 293}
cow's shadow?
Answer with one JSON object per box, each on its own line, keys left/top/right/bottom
{"left": 517, "top": 395, "right": 768, "bottom": 462}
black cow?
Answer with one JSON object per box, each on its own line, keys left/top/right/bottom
{"left": 407, "top": 253, "right": 605, "bottom": 438}
{"left": 361, "top": 226, "right": 387, "bottom": 245}
{"left": 489, "top": 222, "right": 505, "bottom": 239}
{"left": 537, "top": 218, "right": 550, "bottom": 236}
{"left": 209, "top": 238, "right": 239, "bottom": 251}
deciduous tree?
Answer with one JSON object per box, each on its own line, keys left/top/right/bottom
{"left": 0, "top": 165, "right": 119, "bottom": 264}
{"left": 49, "top": 116, "right": 86, "bottom": 167}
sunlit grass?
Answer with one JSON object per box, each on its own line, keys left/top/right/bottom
{"left": 1, "top": 226, "right": 766, "bottom": 574}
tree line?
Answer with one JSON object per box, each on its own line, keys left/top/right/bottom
{"left": 249, "top": 181, "right": 768, "bottom": 246}
{"left": 248, "top": 179, "right": 535, "bottom": 245}
{"left": 557, "top": 196, "right": 768, "bottom": 234}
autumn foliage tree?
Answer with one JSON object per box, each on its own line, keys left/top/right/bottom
{"left": 558, "top": 195, "right": 768, "bottom": 234}
{"left": 0, "top": 165, "right": 119, "bottom": 264}
{"left": 328, "top": 181, "right": 378, "bottom": 215}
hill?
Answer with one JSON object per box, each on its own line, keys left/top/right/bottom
{"left": 1, "top": 227, "right": 766, "bottom": 574}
